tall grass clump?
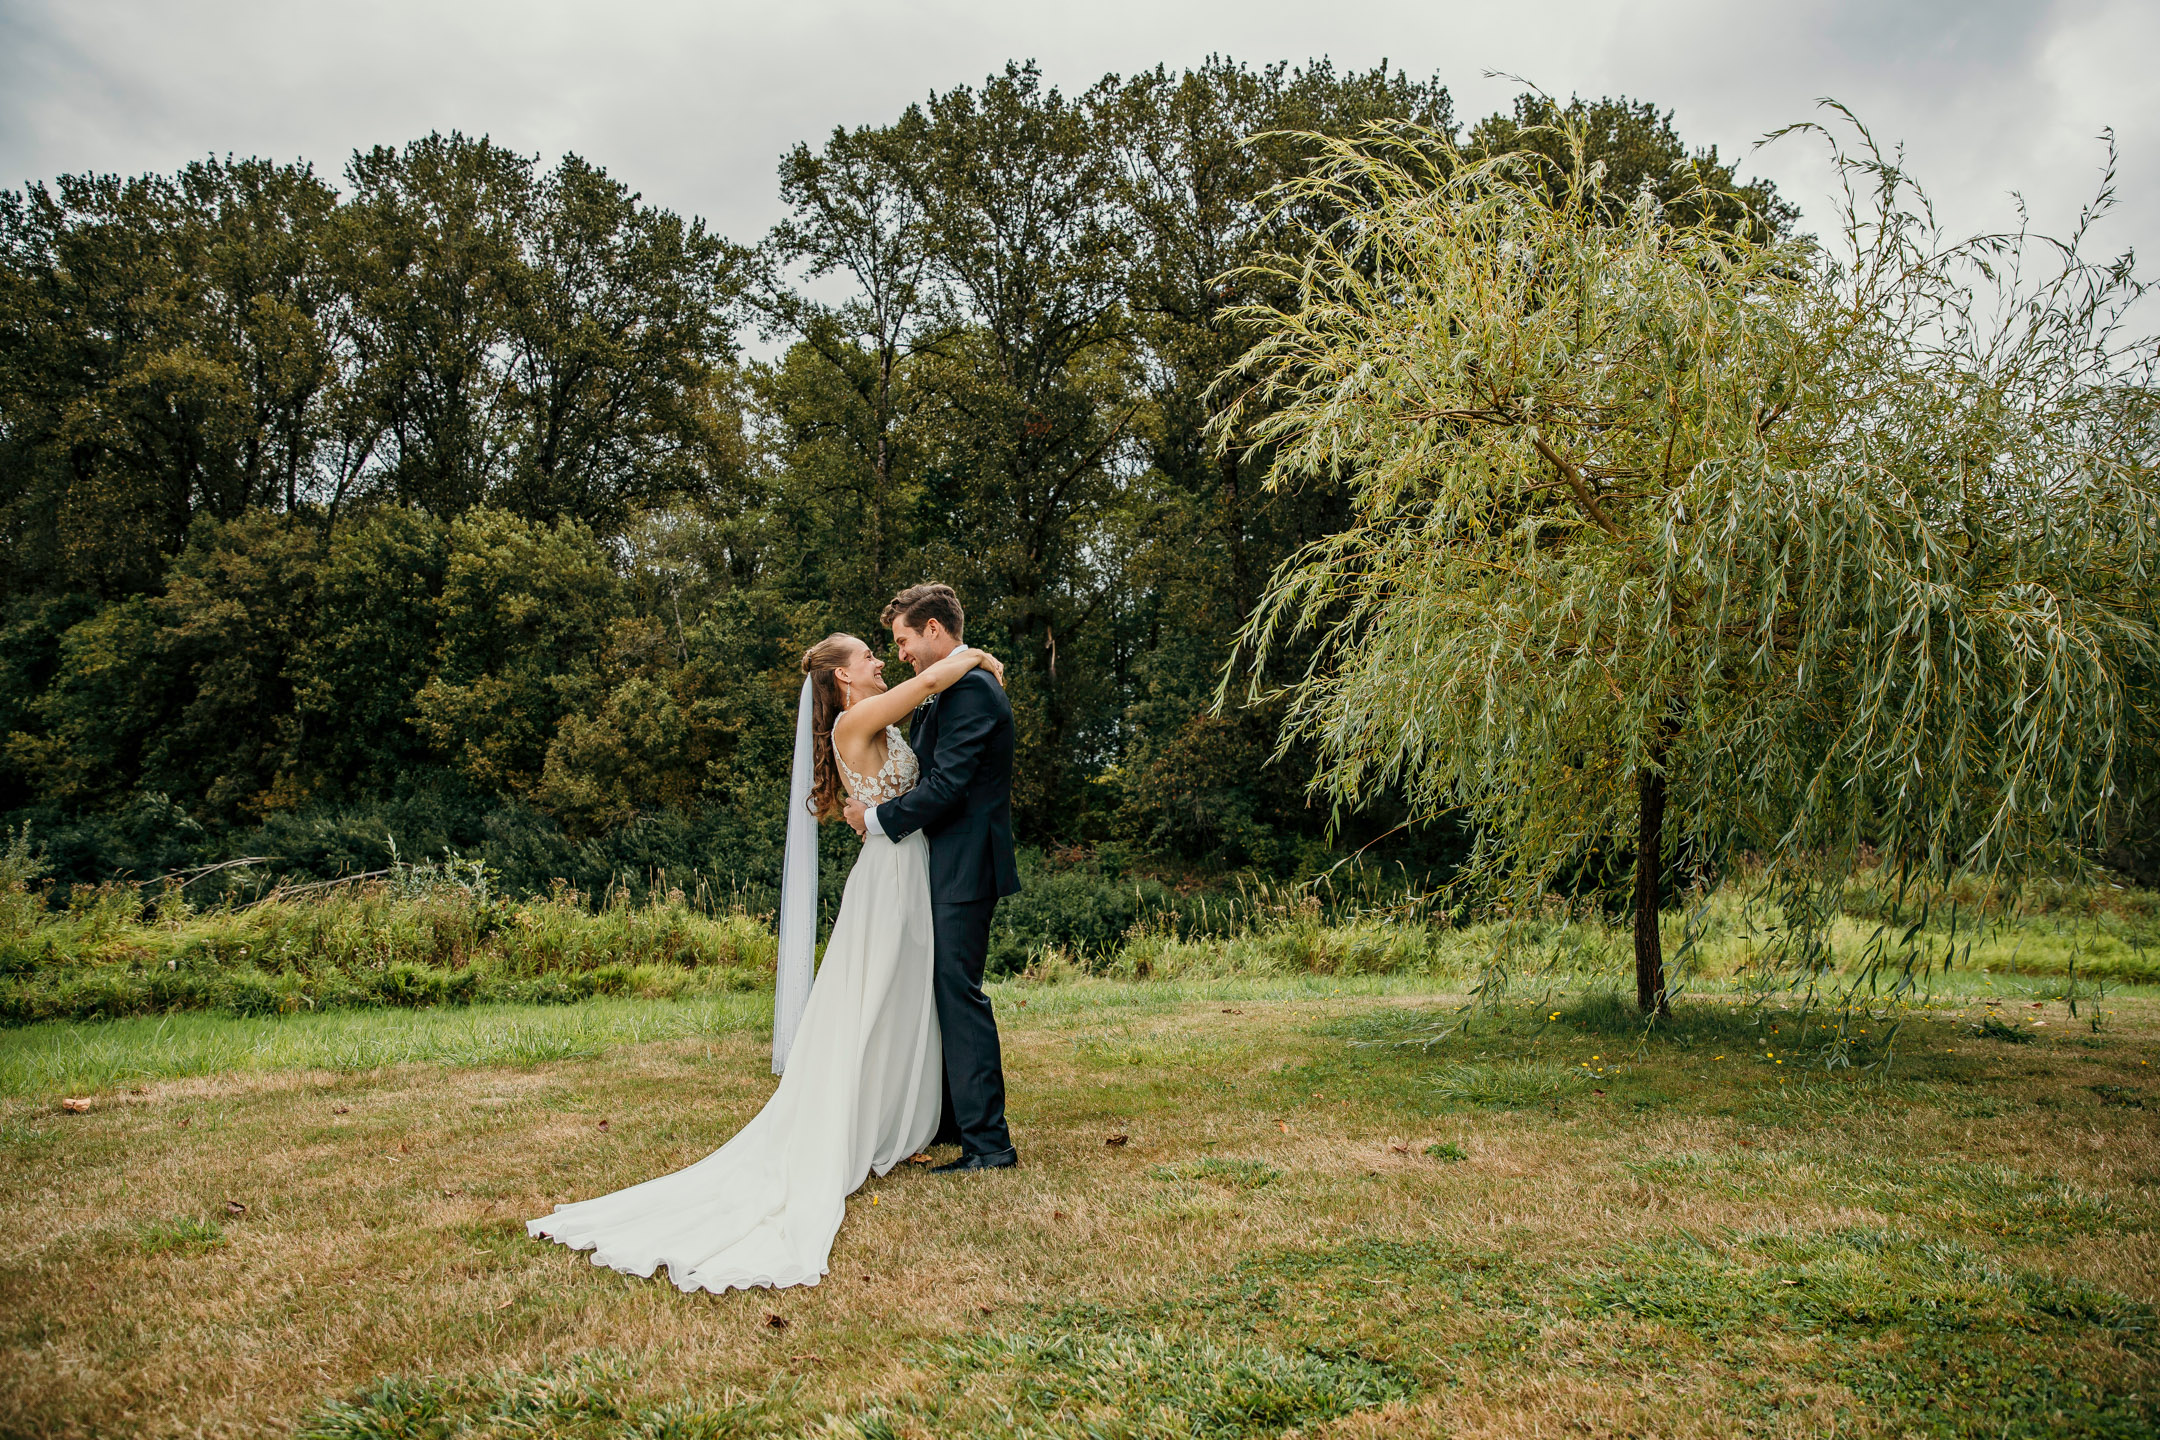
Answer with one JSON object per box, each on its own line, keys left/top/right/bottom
{"left": 0, "top": 841, "right": 774, "bottom": 1023}
{"left": 989, "top": 854, "right": 1452, "bottom": 976}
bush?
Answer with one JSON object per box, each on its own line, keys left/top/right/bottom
{"left": 0, "top": 854, "right": 777, "bottom": 1022}
{"left": 987, "top": 850, "right": 1442, "bottom": 977}
{"left": 371, "top": 964, "right": 479, "bottom": 1008}
{"left": 223, "top": 971, "right": 290, "bottom": 1016}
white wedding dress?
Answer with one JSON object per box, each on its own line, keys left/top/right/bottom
{"left": 527, "top": 726, "right": 942, "bottom": 1292}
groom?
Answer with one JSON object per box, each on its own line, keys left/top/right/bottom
{"left": 843, "top": 583, "right": 1021, "bottom": 1173}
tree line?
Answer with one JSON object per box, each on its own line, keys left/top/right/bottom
{"left": 0, "top": 58, "right": 1799, "bottom": 899}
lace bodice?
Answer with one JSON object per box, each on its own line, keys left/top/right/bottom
{"left": 835, "top": 725, "right": 919, "bottom": 806}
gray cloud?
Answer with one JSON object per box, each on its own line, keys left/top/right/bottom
{"left": 2, "top": 0, "right": 2149, "bottom": 275}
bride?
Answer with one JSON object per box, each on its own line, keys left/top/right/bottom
{"left": 527, "top": 633, "right": 1003, "bottom": 1292}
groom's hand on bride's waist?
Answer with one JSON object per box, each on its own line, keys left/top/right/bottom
{"left": 842, "top": 797, "right": 869, "bottom": 837}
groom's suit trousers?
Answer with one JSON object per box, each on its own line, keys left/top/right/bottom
{"left": 930, "top": 896, "right": 1011, "bottom": 1156}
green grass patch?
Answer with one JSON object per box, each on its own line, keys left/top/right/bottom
{"left": 296, "top": 1352, "right": 763, "bottom": 1440}
{"left": 1235, "top": 1229, "right": 2158, "bottom": 1438}
{"left": 0, "top": 994, "right": 769, "bottom": 1096}
{"left": 0, "top": 974, "right": 1481, "bottom": 1099}
{"left": 1573, "top": 1231, "right": 2157, "bottom": 1438}
{"left": 1822, "top": 1155, "right": 2122, "bottom": 1241}
{"left": 1148, "top": 1157, "right": 1283, "bottom": 1190}
{"left": 298, "top": 1322, "right": 1413, "bottom": 1440}
{"left": 1429, "top": 1059, "right": 1588, "bottom": 1108}
{"left": 918, "top": 1320, "right": 1411, "bottom": 1437}
{"left": 134, "top": 1216, "right": 225, "bottom": 1255}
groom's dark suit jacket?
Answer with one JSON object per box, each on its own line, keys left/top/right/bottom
{"left": 875, "top": 669, "right": 1021, "bottom": 902}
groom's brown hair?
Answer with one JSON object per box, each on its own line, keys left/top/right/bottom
{"left": 881, "top": 583, "right": 964, "bottom": 641}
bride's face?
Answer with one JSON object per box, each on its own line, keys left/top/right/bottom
{"left": 835, "top": 639, "right": 887, "bottom": 705}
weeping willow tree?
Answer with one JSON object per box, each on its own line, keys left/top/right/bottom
{"left": 1214, "top": 109, "right": 2160, "bottom": 1015}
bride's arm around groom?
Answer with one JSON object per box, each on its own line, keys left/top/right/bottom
{"left": 864, "top": 675, "right": 1004, "bottom": 850}
{"left": 831, "top": 643, "right": 1004, "bottom": 762}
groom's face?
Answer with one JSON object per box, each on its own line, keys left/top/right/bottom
{"left": 891, "top": 617, "right": 956, "bottom": 671}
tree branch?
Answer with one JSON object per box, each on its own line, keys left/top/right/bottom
{"left": 1531, "top": 436, "right": 1624, "bottom": 538}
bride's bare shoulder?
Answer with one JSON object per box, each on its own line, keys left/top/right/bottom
{"left": 832, "top": 716, "right": 888, "bottom": 774}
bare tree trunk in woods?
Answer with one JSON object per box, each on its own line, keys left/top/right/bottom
{"left": 872, "top": 427, "right": 888, "bottom": 596}
{"left": 1634, "top": 736, "right": 1671, "bottom": 1016}
{"left": 1220, "top": 429, "right": 1252, "bottom": 672}
{"left": 1221, "top": 450, "right": 1249, "bottom": 616}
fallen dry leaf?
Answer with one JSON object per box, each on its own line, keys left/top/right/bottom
{"left": 597, "top": 1119, "right": 610, "bottom": 1132}
{"left": 978, "top": 1304, "right": 994, "bottom": 1315}
{"left": 332, "top": 1106, "right": 350, "bottom": 1115}
{"left": 907, "top": 1152, "right": 932, "bottom": 1165}
{"left": 1052, "top": 1210, "right": 1066, "bottom": 1220}
{"left": 1104, "top": 1133, "right": 1129, "bottom": 1148}
{"left": 1221, "top": 1007, "right": 1243, "bottom": 1014}
{"left": 60, "top": 1097, "right": 92, "bottom": 1114}
{"left": 1389, "top": 1143, "right": 1410, "bottom": 1154}
{"left": 225, "top": 1200, "right": 247, "bottom": 1215}
{"left": 764, "top": 1312, "right": 790, "bottom": 1330}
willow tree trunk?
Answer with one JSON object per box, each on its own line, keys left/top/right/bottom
{"left": 1634, "top": 742, "right": 1671, "bottom": 1016}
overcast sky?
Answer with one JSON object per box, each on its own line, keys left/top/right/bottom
{"left": 2, "top": 0, "right": 2151, "bottom": 285}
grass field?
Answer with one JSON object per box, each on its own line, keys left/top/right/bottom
{"left": 2, "top": 971, "right": 2156, "bottom": 1438}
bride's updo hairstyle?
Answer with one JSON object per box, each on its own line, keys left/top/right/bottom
{"left": 801, "top": 634, "right": 861, "bottom": 822}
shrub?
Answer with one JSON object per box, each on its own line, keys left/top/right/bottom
{"left": 371, "top": 964, "right": 478, "bottom": 1008}
{"left": 0, "top": 863, "right": 777, "bottom": 1022}
{"left": 222, "top": 972, "right": 290, "bottom": 1017}
{"left": 0, "top": 824, "right": 47, "bottom": 937}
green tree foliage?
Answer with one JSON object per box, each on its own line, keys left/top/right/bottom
{"left": 1216, "top": 114, "right": 2158, "bottom": 1010}
{"left": 145, "top": 511, "right": 323, "bottom": 817}
{"left": 1463, "top": 92, "right": 1799, "bottom": 233}
{"left": 290, "top": 506, "right": 450, "bottom": 799}
{"left": 0, "top": 61, "right": 1837, "bottom": 911}
{"left": 0, "top": 134, "right": 746, "bottom": 590}
{"left": 414, "top": 511, "right": 624, "bottom": 797}
{"left": 761, "top": 110, "right": 944, "bottom": 615}
{"left": 1105, "top": 60, "right": 1459, "bottom": 858}
{"left": 0, "top": 158, "right": 341, "bottom": 595}
{"left": 754, "top": 58, "right": 1476, "bottom": 841}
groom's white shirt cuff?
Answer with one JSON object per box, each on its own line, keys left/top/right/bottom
{"left": 863, "top": 805, "right": 887, "bottom": 838}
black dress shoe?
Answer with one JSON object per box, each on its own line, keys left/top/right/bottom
{"left": 931, "top": 1147, "right": 1018, "bottom": 1174}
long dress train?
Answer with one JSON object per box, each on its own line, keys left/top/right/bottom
{"left": 527, "top": 726, "right": 939, "bottom": 1292}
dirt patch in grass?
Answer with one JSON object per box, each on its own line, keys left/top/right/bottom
{"left": 1, "top": 987, "right": 2156, "bottom": 1437}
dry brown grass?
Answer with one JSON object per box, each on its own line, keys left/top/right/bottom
{"left": 2, "top": 984, "right": 2157, "bottom": 1438}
